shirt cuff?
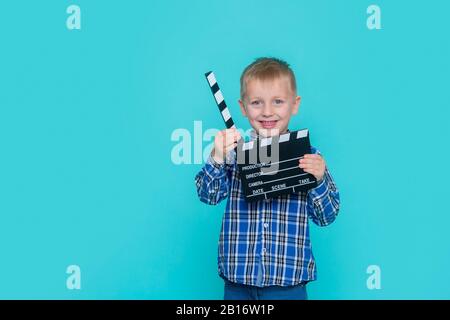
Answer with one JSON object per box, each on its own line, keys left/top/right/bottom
{"left": 207, "top": 154, "right": 225, "bottom": 170}
{"left": 308, "top": 177, "right": 328, "bottom": 201}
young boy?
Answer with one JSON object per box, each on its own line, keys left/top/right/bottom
{"left": 195, "top": 57, "right": 340, "bottom": 300}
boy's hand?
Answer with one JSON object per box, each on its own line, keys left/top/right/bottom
{"left": 212, "top": 128, "right": 242, "bottom": 164}
{"left": 299, "top": 154, "right": 325, "bottom": 182}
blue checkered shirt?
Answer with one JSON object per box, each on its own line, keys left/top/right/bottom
{"left": 194, "top": 133, "right": 340, "bottom": 287}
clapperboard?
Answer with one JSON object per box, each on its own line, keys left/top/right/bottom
{"left": 205, "top": 71, "right": 317, "bottom": 202}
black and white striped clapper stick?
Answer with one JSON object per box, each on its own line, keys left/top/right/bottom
{"left": 205, "top": 71, "right": 236, "bottom": 129}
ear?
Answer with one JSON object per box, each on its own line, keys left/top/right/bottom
{"left": 239, "top": 99, "right": 248, "bottom": 117}
{"left": 292, "top": 95, "right": 301, "bottom": 115}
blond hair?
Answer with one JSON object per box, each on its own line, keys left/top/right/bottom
{"left": 240, "top": 57, "right": 297, "bottom": 100}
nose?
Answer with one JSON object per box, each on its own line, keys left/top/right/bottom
{"left": 261, "top": 104, "right": 274, "bottom": 117}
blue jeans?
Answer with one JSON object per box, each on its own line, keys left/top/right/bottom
{"left": 223, "top": 278, "right": 308, "bottom": 300}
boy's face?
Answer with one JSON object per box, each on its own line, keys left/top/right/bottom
{"left": 239, "top": 76, "right": 301, "bottom": 138}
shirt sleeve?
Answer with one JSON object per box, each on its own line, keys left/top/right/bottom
{"left": 306, "top": 148, "right": 341, "bottom": 226}
{"left": 194, "top": 152, "right": 232, "bottom": 206}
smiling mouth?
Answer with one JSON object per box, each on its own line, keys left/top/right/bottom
{"left": 259, "top": 120, "right": 278, "bottom": 129}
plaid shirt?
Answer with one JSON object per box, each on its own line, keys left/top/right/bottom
{"left": 194, "top": 131, "right": 340, "bottom": 287}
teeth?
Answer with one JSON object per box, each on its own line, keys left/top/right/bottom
{"left": 261, "top": 121, "right": 277, "bottom": 128}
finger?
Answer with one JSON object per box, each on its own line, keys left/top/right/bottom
{"left": 224, "top": 127, "right": 236, "bottom": 133}
{"left": 221, "top": 131, "right": 239, "bottom": 145}
{"left": 299, "top": 165, "right": 315, "bottom": 172}
{"left": 303, "top": 166, "right": 324, "bottom": 178}
{"left": 303, "top": 156, "right": 323, "bottom": 163}
{"left": 301, "top": 167, "right": 316, "bottom": 176}
{"left": 300, "top": 164, "right": 315, "bottom": 171}
{"left": 304, "top": 154, "right": 323, "bottom": 162}
{"left": 219, "top": 128, "right": 235, "bottom": 139}
{"left": 224, "top": 142, "right": 238, "bottom": 153}
{"left": 223, "top": 128, "right": 240, "bottom": 139}
{"left": 222, "top": 129, "right": 237, "bottom": 138}
{"left": 301, "top": 157, "right": 325, "bottom": 166}
{"left": 299, "top": 158, "right": 319, "bottom": 165}
{"left": 299, "top": 163, "right": 321, "bottom": 172}
{"left": 231, "top": 132, "right": 242, "bottom": 144}
{"left": 223, "top": 136, "right": 239, "bottom": 148}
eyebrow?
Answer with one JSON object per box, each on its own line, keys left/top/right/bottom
{"left": 248, "top": 96, "right": 264, "bottom": 100}
{"left": 248, "top": 96, "right": 287, "bottom": 100}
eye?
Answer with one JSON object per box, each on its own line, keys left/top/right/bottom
{"left": 251, "top": 100, "right": 261, "bottom": 106}
{"left": 274, "top": 99, "right": 284, "bottom": 105}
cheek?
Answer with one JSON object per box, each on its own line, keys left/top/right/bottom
{"left": 277, "top": 109, "right": 291, "bottom": 120}
{"left": 246, "top": 109, "right": 261, "bottom": 121}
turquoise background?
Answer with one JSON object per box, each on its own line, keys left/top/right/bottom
{"left": 0, "top": 0, "right": 449, "bottom": 299}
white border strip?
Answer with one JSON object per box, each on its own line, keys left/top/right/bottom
{"left": 214, "top": 90, "right": 224, "bottom": 104}
{"left": 260, "top": 137, "right": 272, "bottom": 147}
{"left": 297, "top": 129, "right": 308, "bottom": 139}
{"left": 243, "top": 141, "right": 254, "bottom": 151}
{"left": 221, "top": 108, "right": 231, "bottom": 122}
{"left": 279, "top": 133, "right": 290, "bottom": 143}
{"left": 207, "top": 73, "right": 217, "bottom": 87}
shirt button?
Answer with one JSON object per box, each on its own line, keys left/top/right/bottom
{"left": 262, "top": 248, "right": 267, "bottom": 254}
{"left": 264, "top": 223, "right": 268, "bottom": 228}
